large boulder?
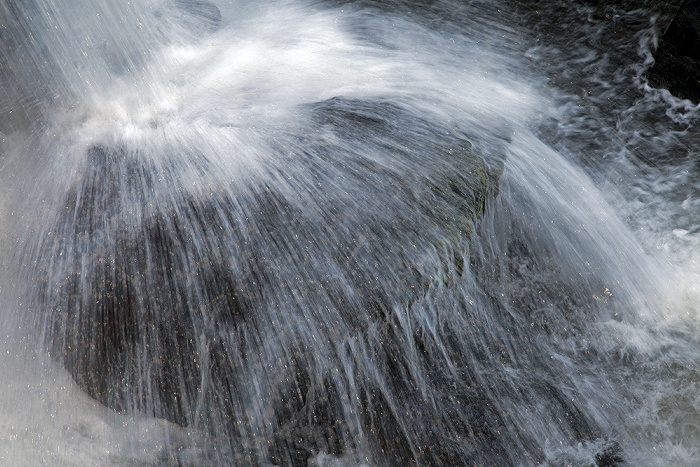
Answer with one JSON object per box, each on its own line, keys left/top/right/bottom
{"left": 33, "top": 97, "right": 502, "bottom": 465}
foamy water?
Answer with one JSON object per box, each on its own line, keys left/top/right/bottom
{"left": 1, "top": 0, "right": 699, "bottom": 465}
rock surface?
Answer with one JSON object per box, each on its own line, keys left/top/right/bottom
{"left": 35, "top": 97, "right": 501, "bottom": 465}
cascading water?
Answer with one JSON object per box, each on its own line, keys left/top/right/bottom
{"left": 1, "top": 0, "right": 699, "bottom": 465}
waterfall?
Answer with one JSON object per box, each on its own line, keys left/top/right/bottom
{"left": 1, "top": 1, "right": 699, "bottom": 465}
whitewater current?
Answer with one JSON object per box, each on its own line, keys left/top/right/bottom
{"left": 1, "top": 0, "right": 699, "bottom": 465}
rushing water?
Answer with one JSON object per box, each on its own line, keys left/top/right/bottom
{"left": 1, "top": 0, "right": 699, "bottom": 465}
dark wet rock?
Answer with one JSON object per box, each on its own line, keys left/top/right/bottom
{"left": 33, "top": 97, "right": 506, "bottom": 465}
{"left": 647, "top": 0, "right": 700, "bottom": 103}
{"left": 595, "top": 441, "right": 625, "bottom": 466}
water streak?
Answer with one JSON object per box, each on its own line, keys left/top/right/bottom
{"left": 1, "top": 0, "right": 699, "bottom": 465}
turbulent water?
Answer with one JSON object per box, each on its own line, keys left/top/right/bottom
{"left": 1, "top": 0, "right": 699, "bottom": 465}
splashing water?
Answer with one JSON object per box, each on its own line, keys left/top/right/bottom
{"left": 1, "top": 0, "right": 699, "bottom": 465}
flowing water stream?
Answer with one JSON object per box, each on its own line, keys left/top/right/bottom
{"left": 1, "top": 0, "right": 699, "bottom": 465}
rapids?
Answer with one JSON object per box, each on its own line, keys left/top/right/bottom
{"left": 1, "top": 1, "right": 699, "bottom": 465}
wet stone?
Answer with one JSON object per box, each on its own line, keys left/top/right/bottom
{"left": 35, "top": 100, "right": 500, "bottom": 464}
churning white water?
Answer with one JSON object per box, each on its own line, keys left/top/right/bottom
{"left": 1, "top": 0, "right": 699, "bottom": 465}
